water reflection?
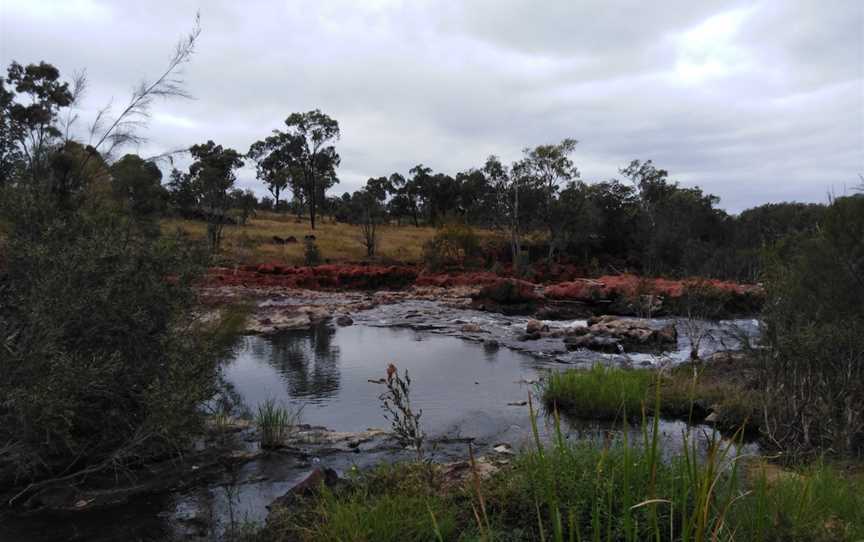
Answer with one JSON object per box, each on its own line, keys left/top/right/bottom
{"left": 261, "top": 323, "right": 341, "bottom": 399}
{"left": 224, "top": 325, "right": 550, "bottom": 433}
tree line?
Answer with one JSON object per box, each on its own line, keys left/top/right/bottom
{"left": 0, "top": 57, "right": 836, "bottom": 281}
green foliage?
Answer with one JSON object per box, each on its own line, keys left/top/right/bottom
{"left": 760, "top": 195, "right": 864, "bottom": 458}
{"left": 423, "top": 223, "right": 482, "bottom": 270}
{"left": 303, "top": 236, "right": 321, "bottom": 266}
{"left": 0, "top": 182, "right": 223, "bottom": 486}
{"left": 256, "top": 398, "right": 301, "bottom": 449}
{"left": 378, "top": 365, "right": 426, "bottom": 462}
{"left": 542, "top": 365, "right": 652, "bottom": 420}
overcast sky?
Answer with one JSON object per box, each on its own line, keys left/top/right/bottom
{"left": 2, "top": 0, "right": 862, "bottom": 212}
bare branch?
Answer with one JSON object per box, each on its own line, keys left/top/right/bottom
{"left": 82, "top": 12, "right": 200, "bottom": 166}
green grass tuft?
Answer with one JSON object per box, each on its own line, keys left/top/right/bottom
{"left": 542, "top": 364, "right": 653, "bottom": 420}
{"left": 256, "top": 398, "right": 301, "bottom": 449}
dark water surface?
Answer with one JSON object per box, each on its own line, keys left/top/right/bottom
{"left": 224, "top": 324, "right": 552, "bottom": 436}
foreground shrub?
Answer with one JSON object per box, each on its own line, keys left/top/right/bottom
{"left": 760, "top": 195, "right": 864, "bottom": 458}
{"left": 0, "top": 186, "right": 225, "bottom": 494}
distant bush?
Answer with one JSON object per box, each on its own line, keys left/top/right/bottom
{"left": 422, "top": 224, "right": 481, "bottom": 270}
{"left": 304, "top": 236, "right": 322, "bottom": 266}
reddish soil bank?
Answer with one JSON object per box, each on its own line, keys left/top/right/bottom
{"left": 543, "top": 274, "right": 763, "bottom": 301}
{"left": 201, "top": 264, "right": 764, "bottom": 317}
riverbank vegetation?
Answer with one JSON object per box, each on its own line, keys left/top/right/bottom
{"left": 256, "top": 403, "right": 864, "bottom": 542}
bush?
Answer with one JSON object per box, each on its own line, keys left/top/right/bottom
{"left": 304, "top": 236, "right": 321, "bottom": 266}
{"left": 423, "top": 224, "right": 481, "bottom": 270}
{"left": 0, "top": 185, "right": 225, "bottom": 492}
{"left": 760, "top": 195, "right": 864, "bottom": 458}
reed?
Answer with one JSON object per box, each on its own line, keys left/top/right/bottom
{"left": 256, "top": 398, "right": 301, "bottom": 449}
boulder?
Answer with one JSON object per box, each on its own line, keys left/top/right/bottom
{"left": 525, "top": 319, "right": 549, "bottom": 334}
{"left": 461, "top": 323, "right": 485, "bottom": 333}
{"left": 268, "top": 468, "right": 340, "bottom": 510}
{"left": 563, "top": 316, "right": 677, "bottom": 353}
{"left": 336, "top": 315, "right": 354, "bottom": 326}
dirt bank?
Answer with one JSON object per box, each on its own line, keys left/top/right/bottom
{"left": 200, "top": 264, "right": 764, "bottom": 319}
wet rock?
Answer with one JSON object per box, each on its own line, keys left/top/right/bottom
{"left": 520, "top": 332, "right": 543, "bottom": 341}
{"left": 461, "top": 323, "right": 486, "bottom": 333}
{"left": 336, "top": 315, "right": 354, "bottom": 326}
{"left": 268, "top": 467, "right": 340, "bottom": 510}
{"left": 564, "top": 315, "right": 677, "bottom": 353}
{"left": 525, "top": 319, "right": 548, "bottom": 334}
{"left": 438, "top": 457, "right": 500, "bottom": 490}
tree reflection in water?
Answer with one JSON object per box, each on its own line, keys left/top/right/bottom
{"left": 253, "top": 323, "right": 342, "bottom": 399}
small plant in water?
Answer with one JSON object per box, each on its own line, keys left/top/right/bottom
{"left": 378, "top": 363, "right": 426, "bottom": 463}
{"left": 256, "top": 398, "right": 301, "bottom": 449}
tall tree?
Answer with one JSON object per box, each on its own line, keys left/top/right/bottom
{"left": 516, "top": 138, "right": 580, "bottom": 262}
{"left": 2, "top": 62, "right": 74, "bottom": 183}
{"left": 247, "top": 131, "right": 302, "bottom": 211}
{"left": 281, "top": 110, "right": 340, "bottom": 229}
{"left": 187, "top": 140, "right": 244, "bottom": 252}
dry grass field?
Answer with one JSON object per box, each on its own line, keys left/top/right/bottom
{"left": 161, "top": 212, "right": 502, "bottom": 265}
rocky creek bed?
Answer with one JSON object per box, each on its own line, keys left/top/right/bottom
{"left": 1, "top": 288, "right": 761, "bottom": 541}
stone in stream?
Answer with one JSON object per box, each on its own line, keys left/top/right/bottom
{"left": 336, "top": 315, "right": 354, "bottom": 326}
{"left": 563, "top": 315, "right": 677, "bottom": 353}
{"left": 525, "top": 319, "right": 549, "bottom": 334}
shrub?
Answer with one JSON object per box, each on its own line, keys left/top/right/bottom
{"left": 0, "top": 186, "right": 224, "bottom": 492}
{"left": 423, "top": 224, "right": 481, "bottom": 271}
{"left": 304, "top": 236, "right": 321, "bottom": 266}
{"left": 760, "top": 195, "right": 864, "bottom": 458}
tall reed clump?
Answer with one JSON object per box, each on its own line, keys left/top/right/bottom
{"left": 507, "top": 384, "right": 748, "bottom": 542}
{"left": 256, "top": 398, "right": 301, "bottom": 449}
{"left": 542, "top": 364, "right": 652, "bottom": 420}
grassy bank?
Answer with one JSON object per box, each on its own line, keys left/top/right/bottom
{"left": 250, "top": 412, "right": 863, "bottom": 541}
{"left": 162, "top": 213, "right": 502, "bottom": 265}
{"left": 542, "top": 361, "right": 761, "bottom": 436}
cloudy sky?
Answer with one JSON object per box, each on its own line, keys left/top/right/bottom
{"left": 2, "top": 0, "right": 862, "bottom": 211}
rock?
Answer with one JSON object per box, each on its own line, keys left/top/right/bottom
{"left": 526, "top": 319, "right": 549, "bottom": 334}
{"left": 563, "top": 316, "right": 677, "bottom": 353}
{"left": 507, "top": 401, "right": 527, "bottom": 406}
{"left": 471, "top": 279, "right": 540, "bottom": 315}
{"left": 461, "top": 323, "right": 486, "bottom": 333}
{"left": 657, "top": 324, "right": 677, "bottom": 343}
{"left": 336, "top": 315, "right": 354, "bottom": 326}
{"left": 704, "top": 412, "right": 719, "bottom": 424}
{"left": 492, "top": 443, "right": 514, "bottom": 455}
{"left": 519, "top": 332, "right": 543, "bottom": 341}
{"left": 268, "top": 467, "right": 340, "bottom": 510}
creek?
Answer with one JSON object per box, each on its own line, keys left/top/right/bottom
{"left": 0, "top": 301, "right": 759, "bottom": 541}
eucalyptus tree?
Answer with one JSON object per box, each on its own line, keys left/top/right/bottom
{"left": 247, "top": 131, "right": 302, "bottom": 212}
{"left": 516, "top": 138, "right": 580, "bottom": 262}
{"left": 187, "top": 140, "right": 244, "bottom": 252}
{"left": 1, "top": 62, "right": 74, "bottom": 184}
{"left": 281, "top": 109, "right": 341, "bottom": 229}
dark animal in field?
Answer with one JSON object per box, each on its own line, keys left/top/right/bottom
{"left": 285, "top": 236, "right": 298, "bottom": 243}
{"left": 272, "top": 236, "right": 286, "bottom": 245}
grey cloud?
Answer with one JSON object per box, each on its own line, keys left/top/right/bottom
{"left": 1, "top": 0, "right": 861, "bottom": 212}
